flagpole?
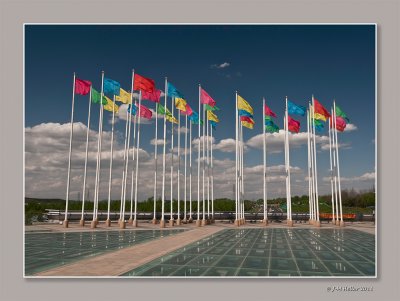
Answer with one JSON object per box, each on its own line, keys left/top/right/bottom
{"left": 285, "top": 96, "right": 293, "bottom": 226}
{"left": 262, "top": 98, "right": 268, "bottom": 225}
{"left": 328, "top": 109, "right": 336, "bottom": 224}
{"left": 133, "top": 91, "right": 142, "bottom": 227}
{"left": 206, "top": 112, "right": 210, "bottom": 221}
{"left": 80, "top": 86, "right": 92, "bottom": 227}
{"left": 332, "top": 107, "right": 339, "bottom": 225}
{"left": 183, "top": 114, "right": 188, "bottom": 223}
{"left": 240, "top": 121, "right": 244, "bottom": 224}
{"left": 63, "top": 72, "right": 77, "bottom": 228}
{"left": 124, "top": 102, "right": 132, "bottom": 225}
{"left": 202, "top": 95, "right": 206, "bottom": 226}
{"left": 189, "top": 118, "right": 193, "bottom": 222}
{"left": 95, "top": 100, "right": 104, "bottom": 224}
{"left": 211, "top": 121, "right": 214, "bottom": 222}
{"left": 106, "top": 95, "right": 116, "bottom": 227}
{"left": 196, "top": 84, "right": 201, "bottom": 227}
{"left": 333, "top": 100, "right": 345, "bottom": 227}
{"left": 177, "top": 110, "right": 181, "bottom": 225}
{"left": 152, "top": 102, "right": 158, "bottom": 224}
{"left": 119, "top": 106, "right": 129, "bottom": 223}
{"left": 160, "top": 78, "right": 168, "bottom": 228}
{"left": 307, "top": 107, "right": 314, "bottom": 224}
{"left": 127, "top": 106, "right": 137, "bottom": 228}
{"left": 235, "top": 91, "right": 239, "bottom": 226}
{"left": 312, "top": 96, "right": 321, "bottom": 227}
{"left": 169, "top": 96, "right": 175, "bottom": 227}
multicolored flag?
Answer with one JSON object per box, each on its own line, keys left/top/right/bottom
{"left": 239, "top": 109, "right": 253, "bottom": 118}
{"left": 175, "top": 98, "right": 187, "bottom": 111}
{"left": 157, "top": 103, "right": 178, "bottom": 124}
{"left": 335, "top": 105, "right": 350, "bottom": 122}
{"left": 288, "top": 116, "right": 300, "bottom": 133}
{"left": 204, "top": 104, "right": 220, "bottom": 111}
{"left": 103, "top": 96, "right": 119, "bottom": 113}
{"left": 104, "top": 78, "right": 121, "bottom": 96}
{"left": 266, "top": 122, "right": 279, "bottom": 133}
{"left": 134, "top": 74, "right": 155, "bottom": 93}
{"left": 91, "top": 87, "right": 107, "bottom": 105}
{"left": 237, "top": 95, "right": 254, "bottom": 115}
{"left": 207, "top": 110, "right": 219, "bottom": 123}
{"left": 167, "top": 82, "right": 184, "bottom": 98}
{"left": 288, "top": 100, "right": 306, "bottom": 116}
{"left": 314, "top": 99, "right": 331, "bottom": 120}
{"left": 241, "top": 120, "right": 254, "bottom": 129}
{"left": 265, "top": 116, "right": 274, "bottom": 126}
{"left": 200, "top": 88, "right": 217, "bottom": 107}
{"left": 313, "top": 118, "right": 325, "bottom": 132}
{"left": 240, "top": 116, "right": 254, "bottom": 125}
{"left": 75, "top": 78, "right": 91, "bottom": 95}
{"left": 138, "top": 103, "right": 153, "bottom": 120}
{"left": 264, "top": 104, "right": 277, "bottom": 118}
{"left": 142, "top": 89, "right": 161, "bottom": 103}
{"left": 181, "top": 103, "right": 193, "bottom": 116}
{"left": 115, "top": 88, "right": 131, "bottom": 104}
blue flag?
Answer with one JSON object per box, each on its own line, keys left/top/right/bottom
{"left": 189, "top": 111, "right": 203, "bottom": 125}
{"left": 127, "top": 104, "right": 137, "bottom": 116}
{"left": 239, "top": 109, "right": 253, "bottom": 119}
{"left": 288, "top": 100, "right": 306, "bottom": 116}
{"left": 210, "top": 120, "right": 217, "bottom": 130}
{"left": 167, "top": 82, "right": 184, "bottom": 98}
{"left": 104, "top": 78, "right": 121, "bottom": 97}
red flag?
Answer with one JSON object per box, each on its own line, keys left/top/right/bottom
{"left": 75, "top": 78, "right": 91, "bottom": 95}
{"left": 142, "top": 89, "right": 161, "bottom": 103}
{"left": 181, "top": 104, "right": 193, "bottom": 116}
{"left": 314, "top": 98, "right": 331, "bottom": 118}
{"left": 200, "top": 88, "right": 216, "bottom": 107}
{"left": 240, "top": 116, "right": 254, "bottom": 124}
{"left": 288, "top": 116, "right": 300, "bottom": 133}
{"left": 264, "top": 104, "right": 277, "bottom": 117}
{"left": 334, "top": 116, "right": 347, "bottom": 132}
{"left": 134, "top": 74, "right": 155, "bottom": 93}
{"left": 138, "top": 104, "right": 153, "bottom": 120}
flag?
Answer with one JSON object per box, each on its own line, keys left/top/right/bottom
{"left": 264, "top": 104, "right": 276, "bottom": 118}
{"left": 166, "top": 115, "right": 179, "bottom": 124}
{"left": 75, "top": 78, "right": 91, "bottom": 95}
{"left": 157, "top": 103, "right": 178, "bottom": 124}
{"left": 138, "top": 103, "right": 153, "bottom": 120}
{"left": 335, "top": 105, "right": 350, "bottom": 122}
{"left": 104, "top": 78, "right": 121, "bottom": 96}
{"left": 103, "top": 96, "right": 119, "bottom": 113}
{"left": 288, "top": 100, "right": 306, "bottom": 116}
{"left": 207, "top": 110, "right": 219, "bottom": 123}
{"left": 167, "top": 82, "right": 184, "bottom": 98}
{"left": 200, "top": 88, "right": 216, "bottom": 107}
{"left": 115, "top": 88, "right": 131, "bottom": 104}
{"left": 239, "top": 109, "right": 253, "bottom": 118}
{"left": 204, "top": 104, "right": 220, "bottom": 111}
{"left": 314, "top": 99, "right": 331, "bottom": 120}
{"left": 175, "top": 98, "right": 187, "bottom": 111}
{"left": 288, "top": 116, "right": 300, "bottom": 133}
{"left": 142, "top": 89, "right": 161, "bottom": 103}
{"left": 241, "top": 121, "right": 254, "bottom": 129}
{"left": 334, "top": 116, "right": 347, "bottom": 132}
{"left": 313, "top": 118, "right": 325, "bottom": 132}
{"left": 237, "top": 95, "right": 254, "bottom": 115}
{"left": 240, "top": 116, "right": 254, "bottom": 124}
{"left": 181, "top": 104, "right": 193, "bottom": 116}
{"left": 127, "top": 104, "right": 137, "bottom": 116}
{"left": 265, "top": 116, "right": 274, "bottom": 126}
{"left": 188, "top": 111, "right": 203, "bottom": 125}
{"left": 134, "top": 74, "right": 155, "bottom": 93}
{"left": 266, "top": 123, "right": 279, "bottom": 133}
{"left": 210, "top": 120, "right": 217, "bottom": 130}
{"left": 91, "top": 87, "right": 107, "bottom": 105}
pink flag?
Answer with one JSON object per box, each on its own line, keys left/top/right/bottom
{"left": 335, "top": 116, "right": 347, "bottom": 132}
{"left": 138, "top": 104, "right": 153, "bottom": 120}
{"left": 288, "top": 116, "right": 300, "bottom": 133}
{"left": 75, "top": 78, "right": 91, "bottom": 95}
{"left": 181, "top": 104, "right": 193, "bottom": 116}
{"left": 142, "top": 89, "right": 161, "bottom": 103}
{"left": 200, "top": 88, "right": 216, "bottom": 107}
{"left": 264, "top": 104, "right": 277, "bottom": 118}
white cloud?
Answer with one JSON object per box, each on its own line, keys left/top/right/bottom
{"left": 323, "top": 172, "right": 375, "bottom": 183}
{"left": 320, "top": 142, "right": 352, "bottom": 151}
{"left": 210, "top": 62, "right": 231, "bottom": 69}
{"left": 344, "top": 123, "right": 357, "bottom": 132}
{"left": 150, "top": 138, "right": 166, "bottom": 146}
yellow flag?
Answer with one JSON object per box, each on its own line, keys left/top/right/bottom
{"left": 103, "top": 96, "right": 119, "bottom": 113}
{"left": 115, "top": 88, "right": 131, "bottom": 104}
{"left": 310, "top": 105, "right": 327, "bottom": 121}
{"left": 241, "top": 120, "right": 254, "bottom": 129}
{"left": 237, "top": 95, "right": 254, "bottom": 115}
{"left": 175, "top": 98, "right": 187, "bottom": 111}
{"left": 166, "top": 115, "right": 179, "bottom": 124}
{"left": 207, "top": 110, "right": 219, "bottom": 122}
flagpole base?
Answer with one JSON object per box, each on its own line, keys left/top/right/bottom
{"left": 94, "top": 218, "right": 99, "bottom": 225}
{"left": 127, "top": 217, "right": 133, "bottom": 225}
{"left": 195, "top": 220, "right": 201, "bottom": 227}
{"left": 211, "top": 218, "right": 215, "bottom": 224}
{"left": 63, "top": 220, "right": 69, "bottom": 228}
{"left": 188, "top": 217, "right": 193, "bottom": 223}
{"left": 315, "top": 220, "right": 321, "bottom": 227}
{"left": 152, "top": 218, "right": 158, "bottom": 225}
{"left": 169, "top": 219, "right": 174, "bottom": 227}
{"left": 335, "top": 220, "right": 340, "bottom": 226}
{"left": 90, "top": 220, "right": 97, "bottom": 229}
{"left": 262, "top": 219, "right": 268, "bottom": 226}
{"left": 182, "top": 218, "right": 187, "bottom": 224}
{"left": 234, "top": 219, "right": 240, "bottom": 227}
{"left": 159, "top": 220, "right": 166, "bottom": 228}
{"left": 105, "top": 219, "right": 111, "bottom": 227}
{"left": 119, "top": 221, "right": 126, "bottom": 229}
{"left": 339, "top": 220, "right": 345, "bottom": 227}
{"left": 79, "top": 219, "right": 85, "bottom": 227}
{"left": 331, "top": 219, "right": 335, "bottom": 225}
{"left": 176, "top": 218, "right": 181, "bottom": 226}
{"left": 309, "top": 219, "right": 314, "bottom": 225}
{"left": 132, "top": 219, "right": 138, "bottom": 227}
{"left": 201, "top": 219, "right": 207, "bottom": 226}
{"left": 287, "top": 220, "right": 293, "bottom": 227}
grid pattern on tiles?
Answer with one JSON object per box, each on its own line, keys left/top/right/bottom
{"left": 25, "top": 229, "right": 185, "bottom": 275}
{"left": 121, "top": 228, "right": 375, "bottom": 277}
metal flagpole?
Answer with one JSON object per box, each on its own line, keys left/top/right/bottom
{"left": 152, "top": 102, "right": 158, "bottom": 224}
{"left": 309, "top": 104, "right": 316, "bottom": 222}
{"left": 332, "top": 107, "right": 339, "bottom": 225}
{"left": 211, "top": 121, "right": 214, "bottom": 222}
{"left": 328, "top": 109, "right": 335, "bottom": 224}
{"left": 183, "top": 114, "right": 188, "bottom": 223}
{"left": 206, "top": 113, "right": 210, "bottom": 221}
{"left": 312, "top": 96, "right": 321, "bottom": 227}
{"left": 307, "top": 107, "right": 314, "bottom": 224}
{"left": 240, "top": 122, "right": 244, "bottom": 223}
{"left": 106, "top": 95, "right": 116, "bottom": 227}
{"left": 196, "top": 84, "right": 201, "bottom": 227}
{"left": 333, "top": 101, "right": 344, "bottom": 226}
{"left": 64, "top": 72, "right": 76, "bottom": 228}
{"left": 189, "top": 118, "right": 193, "bottom": 222}
{"left": 133, "top": 91, "right": 143, "bottom": 227}
{"left": 177, "top": 110, "right": 181, "bottom": 225}
{"left": 80, "top": 87, "right": 92, "bottom": 226}
{"left": 202, "top": 95, "right": 206, "bottom": 226}
{"left": 285, "top": 96, "right": 293, "bottom": 226}
{"left": 160, "top": 78, "right": 168, "bottom": 228}
{"left": 127, "top": 107, "right": 137, "bottom": 227}
{"left": 262, "top": 98, "right": 268, "bottom": 225}
{"left": 235, "top": 91, "right": 239, "bottom": 226}
{"left": 119, "top": 107, "right": 129, "bottom": 222}
{"left": 170, "top": 96, "right": 175, "bottom": 227}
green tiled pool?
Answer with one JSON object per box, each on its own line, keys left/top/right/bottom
{"left": 25, "top": 229, "right": 185, "bottom": 275}
{"left": 121, "top": 228, "right": 375, "bottom": 277}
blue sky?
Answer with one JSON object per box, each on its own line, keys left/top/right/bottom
{"left": 25, "top": 25, "right": 375, "bottom": 200}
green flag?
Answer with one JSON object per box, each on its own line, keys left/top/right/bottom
{"left": 91, "top": 87, "right": 107, "bottom": 105}
{"left": 335, "top": 105, "right": 350, "bottom": 122}
{"left": 204, "top": 104, "right": 220, "bottom": 111}
{"left": 266, "top": 123, "right": 279, "bottom": 133}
